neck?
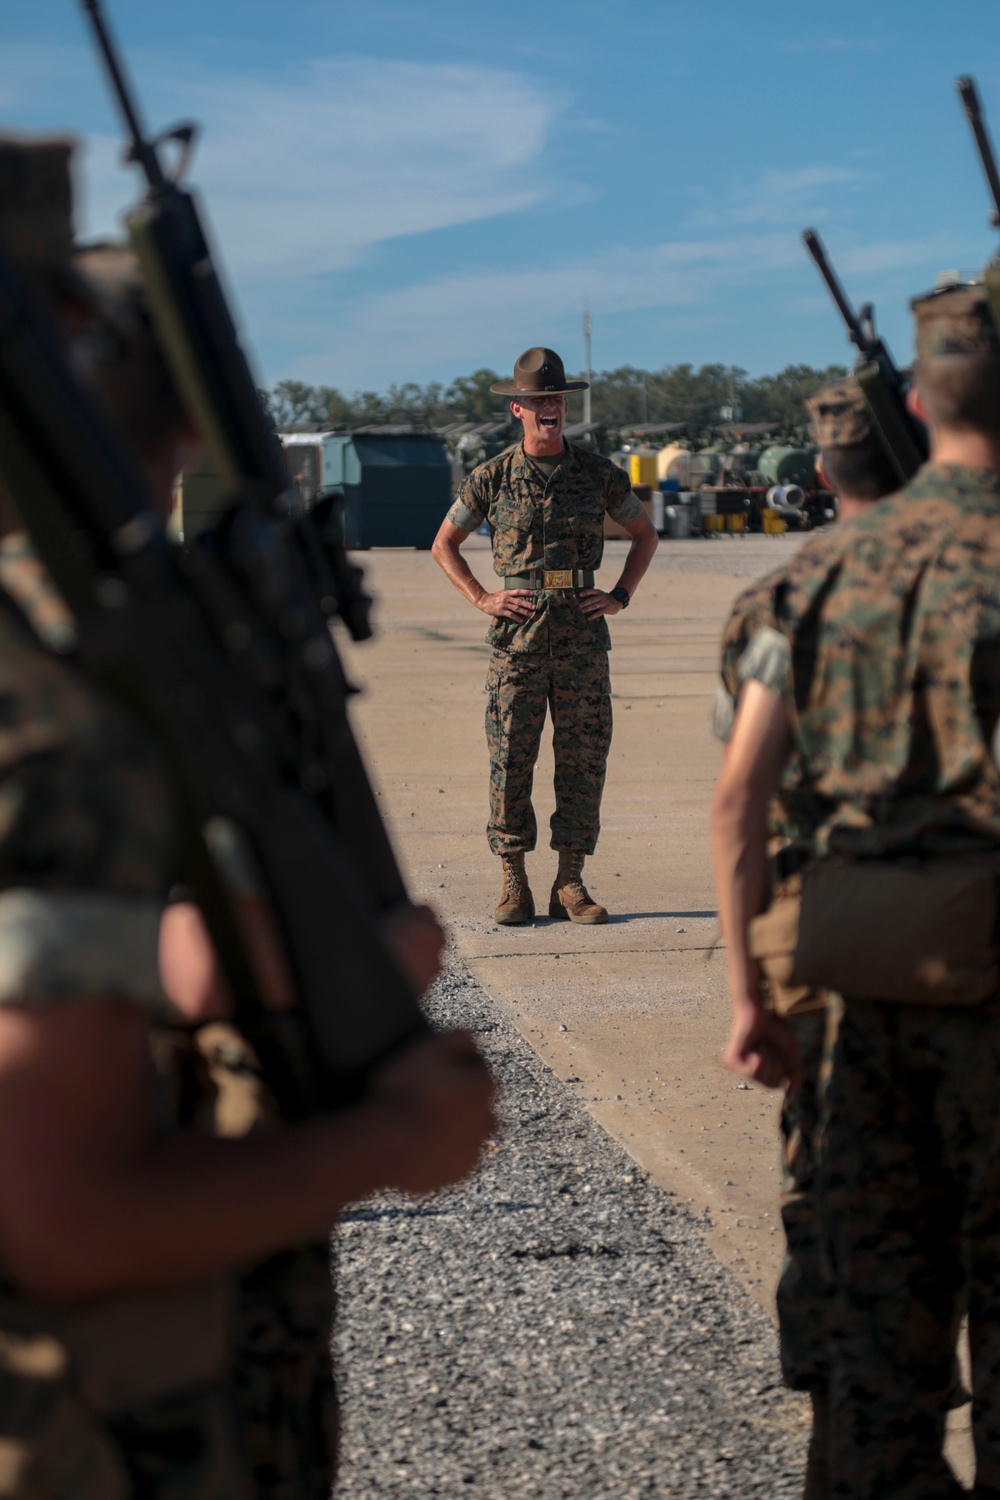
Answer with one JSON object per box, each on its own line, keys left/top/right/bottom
{"left": 930, "top": 426, "right": 1000, "bottom": 473}
{"left": 523, "top": 435, "right": 565, "bottom": 459}
{"left": 837, "top": 494, "right": 878, "bottom": 521}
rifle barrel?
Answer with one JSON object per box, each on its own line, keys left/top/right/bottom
{"left": 957, "top": 76, "right": 1000, "bottom": 225}
{"left": 80, "top": 0, "right": 165, "bottom": 189}
{"left": 802, "top": 228, "right": 866, "bottom": 353}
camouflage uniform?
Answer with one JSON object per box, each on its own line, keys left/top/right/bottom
{"left": 447, "top": 441, "right": 642, "bottom": 855}
{"left": 774, "top": 448, "right": 1000, "bottom": 1499}
{"left": 0, "top": 536, "right": 254, "bottom": 1499}
{"left": 713, "top": 379, "right": 884, "bottom": 1402}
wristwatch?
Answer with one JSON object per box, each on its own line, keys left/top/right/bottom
{"left": 610, "top": 585, "right": 630, "bottom": 609}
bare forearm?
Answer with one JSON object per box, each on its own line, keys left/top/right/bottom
{"left": 47, "top": 1104, "right": 407, "bottom": 1297}
{"left": 431, "top": 534, "right": 487, "bottom": 607}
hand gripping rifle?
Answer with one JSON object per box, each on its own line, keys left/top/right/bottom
{"left": 802, "top": 228, "right": 928, "bottom": 484}
{"left": 80, "top": 0, "right": 409, "bottom": 916}
{"left": 956, "top": 76, "right": 1000, "bottom": 336}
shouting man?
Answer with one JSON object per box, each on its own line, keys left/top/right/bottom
{"left": 432, "top": 346, "right": 657, "bottom": 925}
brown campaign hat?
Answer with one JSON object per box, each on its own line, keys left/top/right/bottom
{"left": 805, "top": 376, "right": 873, "bottom": 449}
{"left": 490, "top": 346, "right": 589, "bottom": 396}
{"left": 0, "top": 133, "right": 76, "bottom": 266}
{"left": 911, "top": 281, "right": 1000, "bottom": 358}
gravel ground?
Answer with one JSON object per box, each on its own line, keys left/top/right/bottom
{"left": 334, "top": 957, "right": 809, "bottom": 1497}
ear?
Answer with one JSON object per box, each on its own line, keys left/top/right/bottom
{"left": 510, "top": 400, "right": 522, "bottom": 421}
{"left": 906, "top": 382, "right": 928, "bottom": 424}
{"left": 816, "top": 454, "right": 832, "bottom": 492}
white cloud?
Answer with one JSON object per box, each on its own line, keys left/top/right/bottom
{"left": 68, "top": 54, "right": 560, "bottom": 281}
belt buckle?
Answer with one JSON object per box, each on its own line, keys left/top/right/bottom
{"left": 543, "top": 569, "right": 573, "bottom": 589}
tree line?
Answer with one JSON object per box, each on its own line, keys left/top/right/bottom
{"left": 261, "top": 361, "right": 849, "bottom": 445}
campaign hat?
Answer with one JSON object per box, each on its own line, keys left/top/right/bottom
{"left": 805, "top": 377, "right": 873, "bottom": 449}
{"left": 911, "top": 281, "right": 1000, "bottom": 358}
{"left": 490, "top": 347, "right": 589, "bottom": 396}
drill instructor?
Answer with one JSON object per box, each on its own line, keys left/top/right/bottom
{"left": 432, "top": 347, "right": 658, "bottom": 925}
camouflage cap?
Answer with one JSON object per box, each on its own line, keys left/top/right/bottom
{"left": 805, "top": 377, "right": 872, "bottom": 450}
{"left": 911, "top": 281, "right": 1000, "bottom": 358}
{"left": 0, "top": 133, "right": 76, "bottom": 265}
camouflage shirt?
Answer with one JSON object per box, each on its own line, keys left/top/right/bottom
{"left": 712, "top": 526, "right": 874, "bottom": 849}
{"left": 0, "top": 535, "right": 255, "bottom": 1500}
{"left": 770, "top": 463, "right": 1000, "bottom": 858}
{"left": 0, "top": 533, "right": 176, "bottom": 1006}
{"left": 447, "top": 441, "right": 643, "bottom": 655}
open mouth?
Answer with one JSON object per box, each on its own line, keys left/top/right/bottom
{"left": 539, "top": 415, "right": 560, "bottom": 431}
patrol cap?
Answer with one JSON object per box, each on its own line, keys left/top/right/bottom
{"left": 490, "top": 347, "right": 589, "bottom": 396}
{"left": 805, "top": 377, "right": 873, "bottom": 449}
{"left": 911, "top": 281, "right": 1000, "bottom": 358}
{"left": 0, "top": 133, "right": 76, "bottom": 265}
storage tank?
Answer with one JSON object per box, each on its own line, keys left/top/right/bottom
{"left": 757, "top": 446, "right": 817, "bottom": 490}
{"left": 656, "top": 442, "right": 694, "bottom": 487}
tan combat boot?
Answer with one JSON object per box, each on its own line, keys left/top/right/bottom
{"left": 494, "top": 853, "right": 535, "bottom": 925}
{"left": 549, "top": 850, "right": 608, "bottom": 924}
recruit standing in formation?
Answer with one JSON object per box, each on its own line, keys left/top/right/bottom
{"left": 713, "top": 281, "right": 1000, "bottom": 1499}
{"left": 711, "top": 375, "right": 908, "bottom": 1500}
{"left": 0, "top": 134, "right": 495, "bottom": 1500}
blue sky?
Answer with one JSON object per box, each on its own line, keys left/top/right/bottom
{"left": 3, "top": 1, "right": 1000, "bottom": 392}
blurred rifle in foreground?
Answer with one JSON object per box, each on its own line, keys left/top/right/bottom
{"left": 956, "top": 75, "right": 1000, "bottom": 337}
{"left": 802, "top": 228, "right": 928, "bottom": 483}
{"left": 81, "top": 0, "right": 402, "bottom": 909}
{"left": 0, "top": 239, "right": 427, "bottom": 1118}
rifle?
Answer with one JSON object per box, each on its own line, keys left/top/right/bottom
{"left": 81, "top": 0, "right": 406, "bottom": 914}
{"left": 802, "top": 228, "right": 928, "bottom": 483}
{"left": 0, "top": 245, "right": 426, "bottom": 1121}
{"left": 955, "top": 75, "right": 1000, "bottom": 335}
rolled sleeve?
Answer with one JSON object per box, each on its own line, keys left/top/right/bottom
{"left": 0, "top": 888, "right": 169, "bottom": 1011}
{"left": 446, "top": 497, "right": 484, "bottom": 532}
{"left": 446, "top": 474, "right": 487, "bottom": 534}
{"left": 605, "top": 468, "right": 644, "bottom": 526}
{"left": 738, "top": 625, "right": 792, "bottom": 696}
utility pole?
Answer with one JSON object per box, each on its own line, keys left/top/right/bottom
{"left": 582, "top": 307, "right": 592, "bottom": 426}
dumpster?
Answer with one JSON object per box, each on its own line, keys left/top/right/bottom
{"left": 281, "top": 427, "right": 450, "bottom": 549}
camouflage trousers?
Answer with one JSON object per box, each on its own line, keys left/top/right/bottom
{"left": 232, "top": 1243, "right": 338, "bottom": 1500}
{"left": 484, "top": 648, "right": 612, "bottom": 856}
{"left": 776, "top": 1010, "right": 829, "bottom": 1393}
{"left": 820, "top": 998, "right": 1000, "bottom": 1500}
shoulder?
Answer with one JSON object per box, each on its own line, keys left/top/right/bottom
{"left": 566, "top": 445, "right": 627, "bottom": 486}
{"left": 467, "top": 443, "right": 520, "bottom": 488}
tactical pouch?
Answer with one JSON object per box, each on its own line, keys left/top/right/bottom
{"left": 747, "top": 875, "right": 823, "bottom": 1016}
{"left": 751, "top": 858, "right": 1000, "bottom": 1008}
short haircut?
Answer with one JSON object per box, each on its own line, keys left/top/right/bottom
{"left": 915, "top": 352, "right": 1000, "bottom": 439}
{"left": 69, "top": 243, "right": 188, "bottom": 462}
{"left": 821, "top": 432, "right": 901, "bottom": 502}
